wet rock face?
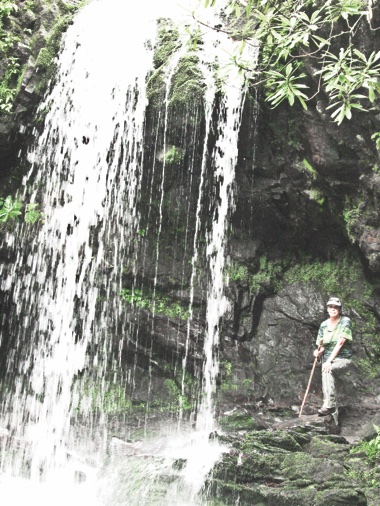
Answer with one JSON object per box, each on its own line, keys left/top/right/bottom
{"left": 0, "top": 0, "right": 83, "bottom": 186}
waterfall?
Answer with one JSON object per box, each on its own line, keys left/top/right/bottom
{"left": 0, "top": 0, "right": 255, "bottom": 503}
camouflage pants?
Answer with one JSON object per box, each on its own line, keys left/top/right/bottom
{"left": 322, "top": 357, "right": 351, "bottom": 409}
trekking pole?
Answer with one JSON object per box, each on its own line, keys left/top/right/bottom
{"left": 299, "top": 343, "right": 322, "bottom": 418}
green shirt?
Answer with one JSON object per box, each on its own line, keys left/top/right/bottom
{"left": 316, "top": 316, "right": 353, "bottom": 359}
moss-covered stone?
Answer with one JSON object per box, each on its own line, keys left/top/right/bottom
{"left": 218, "top": 413, "right": 266, "bottom": 432}
{"left": 208, "top": 426, "right": 380, "bottom": 505}
{"left": 35, "top": 13, "right": 77, "bottom": 93}
{"left": 305, "top": 435, "right": 351, "bottom": 459}
{"left": 281, "top": 452, "right": 345, "bottom": 486}
{"left": 240, "top": 431, "right": 303, "bottom": 453}
{"left": 169, "top": 54, "right": 205, "bottom": 109}
{"left": 152, "top": 18, "right": 180, "bottom": 69}
{"left": 210, "top": 479, "right": 318, "bottom": 506}
{"left": 314, "top": 488, "right": 367, "bottom": 506}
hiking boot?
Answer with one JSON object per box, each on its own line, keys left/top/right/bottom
{"left": 317, "top": 407, "right": 335, "bottom": 416}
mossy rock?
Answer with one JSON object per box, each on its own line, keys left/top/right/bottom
{"left": 305, "top": 435, "right": 351, "bottom": 460}
{"left": 281, "top": 453, "right": 346, "bottom": 486}
{"left": 314, "top": 488, "right": 367, "bottom": 506}
{"left": 146, "top": 68, "right": 166, "bottom": 110}
{"left": 218, "top": 413, "right": 267, "bottom": 432}
{"left": 153, "top": 18, "right": 180, "bottom": 69}
{"left": 169, "top": 54, "right": 205, "bottom": 109}
{"left": 210, "top": 479, "right": 318, "bottom": 506}
{"left": 240, "top": 431, "right": 303, "bottom": 453}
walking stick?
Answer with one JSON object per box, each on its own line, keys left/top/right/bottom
{"left": 299, "top": 343, "right": 322, "bottom": 418}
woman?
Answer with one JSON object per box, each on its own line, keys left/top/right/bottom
{"left": 314, "top": 296, "right": 353, "bottom": 416}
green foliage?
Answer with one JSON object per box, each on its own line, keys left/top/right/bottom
{"left": 282, "top": 254, "right": 360, "bottom": 296}
{"left": 225, "top": 261, "right": 248, "bottom": 282}
{"left": 302, "top": 158, "right": 317, "bottom": 179}
{"left": 23, "top": 1, "right": 37, "bottom": 12}
{"left": 0, "top": 0, "right": 18, "bottom": 20}
{"left": 0, "top": 1, "right": 20, "bottom": 113}
{"left": 0, "top": 56, "right": 20, "bottom": 113}
{"left": 25, "top": 202, "right": 44, "bottom": 224}
{"left": 164, "top": 379, "right": 192, "bottom": 411}
{"left": 35, "top": 14, "right": 75, "bottom": 91}
{"left": 152, "top": 18, "right": 180, "bottom": 69}
{"left": 265, "top": 62, "right": 308, "bottom": 110}
{"left": 158, "top": 145, "right": 185, "bottom": 165}
{"left": 226, "top": 258, "right": 284, "bottom": 293}
{"left": 169, "top": 54, "right": 205, "bottom": 108}
{"left": 203, "top": 0, "right": 380, "bottom": 124}
{"left": 351, "top": 425, "right": 380, "bottom": 464}
{"left": 0, "top": 195, "right": 22, "bottom": 223}
{"left": 343, "top": 197, "right": 362, "bottom": 243}
{"left": 317, "top": 47, "right": 380, "bottom": 124}
{"left": 309, "top": 188, "right": 325, "bottom": 205}
{"left": 0, "top": 195, "right": 43, "bottom": 229}
{"left": 75, "top": 376, "right": 132, "bottom": 415}
{"left": 0, "top": 29, "right": 18, "bottom": 55}
{"left": 371, "top": 132, "right": 380, "bottom": 150}
{"left": 249, "top": 256, "right": 283, "bottom": 293}
{"left": 120, "top": 287, "right": 190, "bottom": 320}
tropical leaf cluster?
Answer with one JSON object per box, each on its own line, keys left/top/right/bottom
{"left": 202, "top": 0, "right": 380, "bottom": 125}
{"left": 0, "top": 195, "right": 43, "bottom": 229}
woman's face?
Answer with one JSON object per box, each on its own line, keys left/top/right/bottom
{"left": 327, "top": 305, "right": 340, "bottom": 316}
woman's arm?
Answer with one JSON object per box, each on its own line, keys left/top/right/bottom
{"left": 322, "top": 337, "right": 347, "bottom": 373}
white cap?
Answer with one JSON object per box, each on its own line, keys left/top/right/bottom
{"left": 327, "top": 297, "right": 342, "bottom": 306}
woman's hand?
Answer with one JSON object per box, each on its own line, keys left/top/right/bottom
{"left": 322, "top": 361, "right": 332, "bottom": 373}
{"left": 313, "top": 347, "right": 325, "bottom": 358}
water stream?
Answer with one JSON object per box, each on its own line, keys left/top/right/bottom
{"left": 0, "top": 0, "right": 254, "bottom": 503}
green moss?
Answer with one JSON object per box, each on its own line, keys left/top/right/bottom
{"left": 35, "top": 13, "right": 74, "bottom": 92}
{"left": 158, "top": 145, "right": 185, "bottom": 165}
{"left": 218, "top": 413, "right": 261, "bottom": 432}
{"left": 0, "top": 56, "right": 21, "bottom": 113}
{"left": 225, "top": 262, "right": 249, "bottom": 282}
{"left": 306, "top": 435, "right": 350, "bottom": 460}
{"left": 146, "top": 69, "right": 166, "bottom": 109}
{"left": 249, "top": 256, "right": 284, "bottom": 293}
{"left": 309, "top": 188, "right": 325, "bottom": 206}
{"left": 169, "top": 53, "right": 205, "bottom": 109}
{"left": 120, "top": 287, "right": 189, "bottom": 320}
{"left": 153, "top": 18, "right": 180, "bottom": 69}
{"left": 343, "top": 197, "right": 364, "bottom": 243}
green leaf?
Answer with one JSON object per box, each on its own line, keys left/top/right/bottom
{"left": 0, "top": 195, "right": 22, "bottom": 223}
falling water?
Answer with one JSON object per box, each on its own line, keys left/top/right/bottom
{"left": 0, "top": 0, "right": 255, "bottom": 503}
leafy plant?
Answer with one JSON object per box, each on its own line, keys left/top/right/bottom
{"left": 225, "top": 262, "right": 248, "bottom": 282}
{"left": 249, "top": 256, "right": 283, "bottom": 293}
{"left": 351, "top": 425, "right": 380, "bottom": 463}
{"left": 0, "top": 0, "right": 18, "bottom": 20}
{"left": 302, "top": 158, "right": 317, "bottom": 179}
{"left": 343, "top": 198, "right": 362, "bottom": 243}
{"left": 317, "top": 47, "right": 380, "bottom": 124}
{"left": 25, "top": 202, "right": 44, "bottom": 224}
{"left": 0, "top": 56, "right": 20, "bottom": 112}
{"left": 371, "top": 132, "right": 380, "bottom": 150}
{"left": 0, "top": 196, "right": 44, "bottom": 228}
{"left": 201, "top": 0, "right": 380, "bottom": 124}
{"left": 0, "top": 195, "right": 22, "bottom": 223}
{"left": 120, "top": 287, "right": 190, "bottom": 320}
{"left": 265, "top": 63, "right": 309, "bottom": 109}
